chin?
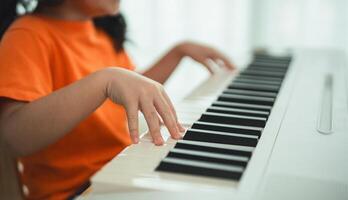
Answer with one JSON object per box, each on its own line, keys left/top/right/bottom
{"left": 101, "top": 0, "right": 119, "bottom": 15}
{"left": 106, "top": 0, "right": 120, "bottom": 15}
{"left": 98, "top": 8, "right": 119, "bottom": 16}
{"left": 86, "top": 0, "right": 120, "bottom": 17}
{"left": 108, "top": 7, "right": 120, "bottom": 15}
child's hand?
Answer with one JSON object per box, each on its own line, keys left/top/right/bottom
{"left": 103, "top": 67, "right": 185, "bottom": 145}
{"left": 175, "top": 41, "right": 235, "bottom": 73}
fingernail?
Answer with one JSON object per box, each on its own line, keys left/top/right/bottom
{"left": 178, "top": 123, "right": 186, "bottom": 132}
{"left": 132, "top": 137, "right": 139, "bottom": 144}
{"left": 177, "top": 134, "right": 183, "bottom": 139}
{"left": 155, "top": 138, "right": 164, "bottom": 145}
{"left": 172, "top": 134, "right": 181, "bottom": 140}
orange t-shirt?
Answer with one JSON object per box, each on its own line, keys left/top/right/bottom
{"left": 0, "top": 15, "right": 134, "bottom": 199}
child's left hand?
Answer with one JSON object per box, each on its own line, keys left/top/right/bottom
{"left": 174, "top": 41, "right": 236, "bottom": 73}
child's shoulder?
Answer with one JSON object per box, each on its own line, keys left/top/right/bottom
{"left": 3, "top": 14, "right": 55, "bottom": 45}
{"left": 9, "top": 14, "right": 49, "bottom": 33}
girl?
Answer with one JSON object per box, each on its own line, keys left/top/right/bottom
{"left": 0, "top": 0, "right": 234, "bottom": 199}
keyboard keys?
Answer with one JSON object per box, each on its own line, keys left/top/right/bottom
{"left": 207, "top": 107, "right": 269, "bottom": 118}
{"left": 233, "top": 78, "right": 282, "bottom": 86}
{"left": 156, "top": 54, "right": 292, "bottom": 181}
{"left": 229, "top": 82, "right": 280, "bottom": 93}
{"left": 212, "top": 101, "right": 272, "bottom": 112}
{"left": 183, "top": 129, "right": 258, "bottom": 147}
{"left": 176, "top": 140, "right": 255, "bottom": 153}
{"left": 157, "top": 158, "right": 243, "bottom": 180}
{"left": 217, "top": 94, "right": 275, "bottom": 106}
{"left": 237, "top": 74, "right": 284, "bottom": 82}
{"left": 253, "top": 54, "right": 292, "bottom": 62}
{"left": 166, "top": 148, "right": 249, "bottom": 167}
{"left": 191, "top": 121, "right": 262, "bottom": 138}
{"left": 248, "top": 65, "right": 288, "bottom": 72}
{"left": 199, "top": 112, "right": 267, "bottom": 127}
{"left": 175, "top": 140, "right": 253, "bottom": 157}
{"left": 249, "top": 62, "right": 289, "bottom": 68}
{"left": 240, "top": 70, "right": 285, "bottom": 78}
{"left": 223, "top": 89, "right": 278, "bottom": 98}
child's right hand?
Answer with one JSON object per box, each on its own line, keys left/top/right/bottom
{"left": 103, "top": 67, "right": 185, "bottom": 145}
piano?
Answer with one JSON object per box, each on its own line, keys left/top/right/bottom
{"left": 85, "top": 49, "right": 348, "bottom": 200}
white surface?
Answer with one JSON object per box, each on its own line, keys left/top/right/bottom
{"left": 256, "top": 49, "right": 348, "bottom": 200}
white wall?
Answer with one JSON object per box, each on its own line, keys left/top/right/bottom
{"left": 121, "top": 0, "right": 348, "bottom": 101}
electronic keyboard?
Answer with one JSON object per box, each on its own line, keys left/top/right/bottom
{"left": 86, "top": 49, "right": 348, "bottom": 200}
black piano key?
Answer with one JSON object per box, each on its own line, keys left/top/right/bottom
{"left": 223, "top": 89, "right": 278, "bottom": 98}
{"left": 228, "top": 83, "right": 280, "bottom": 93}
{"left": 233, "top": 78, "right": 282, "bottom": 86}
{"left": 248, "top": 65, "right": 289, "bottom": 72}
{"left": 212, "top": 101, "right": 272, "bottom": 112}
{"left": 191, "top": 122, "right": 262, "bottom": 137}
{"left": 206, "top": 108, "right": 268, "bottom": 118}
{"left": 249, "top": 62, "right": 289, "bottom": 68}
{"left": 217, "top": 94, "right": 275, "bottom": 106}
{"left": 241, "top": 70, "right": 285, "bottom": 78}
{"left": 253, "top": 54, "right": 292, "bottom": 62}
{"left": 183, "top": 129, "right": 258, "bottom": 147}
{"left": 156, "top": 160, "right": 242, "bottom": 180}
{"left": 237, "top": 75, "right": 283, "bottom": 82}
{"left": 199, "top": 113, "right": 266, "bottom": 127}
{"left": 166, "top": 152, "right": 248, "bottom": 167}
{"left": 253, "top": 54, "right": 291, "bottom": 60}
{"left": 243, "top": 68, "right": 287, "bottom": 77}
{"left": 175, "top": 142, "right": 253, "bottom": 157}
{"left": 252, "top": 61, "right": 290, "bottom": 67}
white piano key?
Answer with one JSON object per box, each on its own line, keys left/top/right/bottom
{"left": 193, "top": 121, "right": 264, "bottom": 132}
{"left": 202, "top": 112, "right": 267, "bottom": 122}
{"left": 141, "top": 126, "right": 181, "bottom": 143}
{"left": 188, "top": 128, "right": 259, "bottom": 140}
{"left": 177, "top": 112, "right": 202, "bottom": 125}
{"left": 233, "top": 78, "right": 282, "bottom": 86}
{"left": 236, "top": 75, "right": 283, "bottom": 82}
{"left": 219, "top": 94, "right": 275, "bottom": 103}
{"left": 252, "top": 61, "right": 289, "bottom": 67}
{"left": 213, "top": 101, "right": 272, "bottom": 110}
{"left": 230, "top": 82, "right": 280, "bottom": 92}
{"left": 161, "top": 158, "right": 245, "bottom": 173}
{"left": 177, "top": 140, "right": 255, "bottom": 152}
{"left": 169, "top": 148, "right": 249, "bottom": 162}
{"left": 223, "top": 89, "right": 278, "bottom": 98}
{"left": 208, "top": 106, "right": 270, "bottom": 116}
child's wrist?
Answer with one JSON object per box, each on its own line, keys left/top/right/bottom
{"left": 97, "top": 67, "right": 120, "bottom": 100}
{"left": 173, "top": 42, "right": 190, "bottom": 58}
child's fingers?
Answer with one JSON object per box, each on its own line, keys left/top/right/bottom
{"left": 210, "top": 51, "right": 235, "bottom": 70}
{"left": 219, "top": 55, "right": 235, "bottom": 70}
{"left": 198, "top": 58, "right": 214, "bottom": 74}
{"left": 154, "top": 96, "right": 181, "bottom": 140}
{"left": 125, "top": 103, "right": 139, "bottom": 144}
{"left": 161, "top": 91, "right": 185, "bottom": 133}
{"left": 140, "top": 101, "right": 164, "bottom": 145}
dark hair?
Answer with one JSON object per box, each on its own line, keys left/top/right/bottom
{"left": 0, "top": 0, "right": 127, "bottom": 52}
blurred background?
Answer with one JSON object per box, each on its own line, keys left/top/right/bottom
{"left": 120, "top": 0, "right": 348, "bottom": 102}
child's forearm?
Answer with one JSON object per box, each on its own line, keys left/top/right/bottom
{"left": 142, "top": 44, "right": 184, "bottom": 84}
{"left": 0, "top": 70, "right": 109, "bottom": 156}
{"left": 0, "top": 67, "right": 184, "bottom": 157}
{"left": 143, "top": 42, "right": 235, "bottom": 83}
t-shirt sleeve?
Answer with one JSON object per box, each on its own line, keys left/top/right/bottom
{"left": 0, "top": 28, "right": 53, "bottom": 102}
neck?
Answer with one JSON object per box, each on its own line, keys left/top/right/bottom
{"left": 36, "top": 2, "right": 90, "bottom": 21}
